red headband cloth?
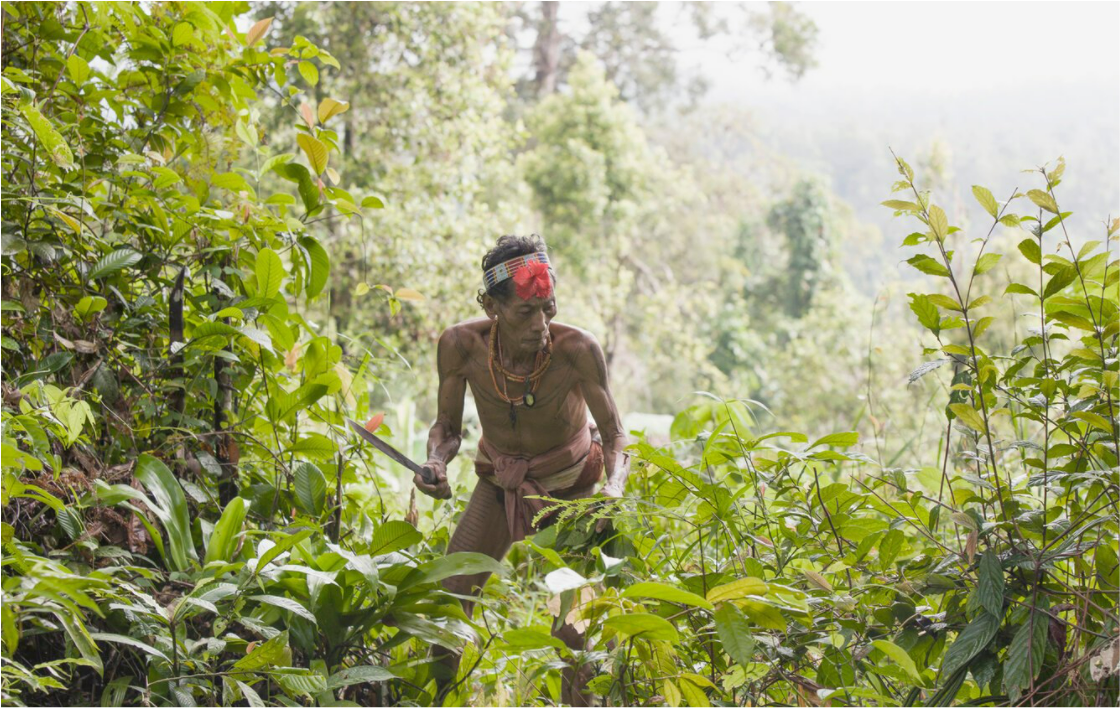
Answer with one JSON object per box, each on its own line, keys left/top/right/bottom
{"left": 483, "top": 253, "right": 554, "bottom": 300}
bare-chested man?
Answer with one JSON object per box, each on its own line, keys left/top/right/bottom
{"left": 414, "top": 235, "right": 630, "bottom": 705}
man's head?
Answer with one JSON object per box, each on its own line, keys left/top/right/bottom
{"left": 477, "top": 235, "right": 558, "bottom": 356}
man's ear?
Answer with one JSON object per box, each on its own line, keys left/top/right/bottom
{"left": 481, "top": 293, "right": 499, "bottom": 320}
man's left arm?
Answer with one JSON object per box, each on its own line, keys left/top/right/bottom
{"left": 574, "top": 333, "right": 630, "bottom": 497}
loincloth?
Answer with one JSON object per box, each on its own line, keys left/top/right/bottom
{"left": 474, "top": 422, "right": 604, "bottom": 542}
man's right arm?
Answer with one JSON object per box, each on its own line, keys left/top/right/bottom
{"left": 415, "top": 327, "right": 467, "bottom": 499}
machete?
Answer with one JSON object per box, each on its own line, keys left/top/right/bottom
{"left": 347, "top": 418, "right": 435, "bottom": 484}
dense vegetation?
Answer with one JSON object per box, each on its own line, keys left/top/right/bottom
{"left": 2, "top": 3, "right": 1117, "bottom": 707}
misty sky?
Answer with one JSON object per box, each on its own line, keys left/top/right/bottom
{"left": 701, "top": 1, "right": 1120, "bottom": 99}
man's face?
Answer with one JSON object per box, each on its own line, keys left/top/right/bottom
{"left": 490, "top": 291, "right": 557, "bottom": 356}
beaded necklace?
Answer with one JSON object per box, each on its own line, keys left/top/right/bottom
{"left": 487, "top": 319, "right": 552, "bottom": 426}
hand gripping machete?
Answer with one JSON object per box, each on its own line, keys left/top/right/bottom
{"left": 347, "top": 418, "right": 435, "bottom": 484}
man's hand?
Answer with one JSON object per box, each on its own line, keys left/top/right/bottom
{"left": 595, "top": 482, "right": 624, "bottom": 532}
{"left": 415, "top": 460, "right": 451, "bottom": 499}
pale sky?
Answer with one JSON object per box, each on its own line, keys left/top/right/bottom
{"left": 702, "top": 1, "right": 1120, "bottom": 99}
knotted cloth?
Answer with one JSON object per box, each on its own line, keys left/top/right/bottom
{"left": 474, "top": 423, "right": 603, "bottom": 542}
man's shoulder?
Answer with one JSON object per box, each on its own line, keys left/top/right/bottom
{"left": 549, "top": 322, "right": 601, "bottom": 360}
{"left": 437, "top": 319, "right": 489, "bottom": 366}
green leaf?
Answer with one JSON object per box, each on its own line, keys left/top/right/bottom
{"left": 90, "top": 633, "right": 171, "bottom": 663}
{"left": 255, "top": 530, "right": 313, "bottom": 574}
{"left": 317, "top": 98, "right": 350, "bottom": 124}
{"left": 706, "top": 577, "right": 768, "bottom": 603}
{"left": 255, "top": 248, "right": 284, "bottom": 299}
{"left": 361, "top": 195, "right": 385, "bottom": 209}
{"left": 603, "top": 613, "right": 679, "bottom": 642}
{"left": 714, "top": 603, "right": 755, "bottom": 666}
{"left": 21, "top": 102, "right": 74, "bottom": 168}
{"left": 621, "top": 582, "right": 714, "bottom": 610}
{"left": 928, "top": 205, "right": 949, "bottom": 241}
{"left": 976, "top": 549, "right": 1005, "bottom": 619}
{"left": 809, "top": 431, "right": 859, "bottom": 448}
{"left": 249, "top": 595, "right": 316, "bottom": 624}
{"left": 135, "top": 454, "right": 196, "bottom": 571}
{"left": 1017, "top": 238, "right": 1041, "bottom": 265}
{"left": 298, "top": 236, "right": 330, "bottom": 299}
{"left": 939, "top": 612, "right": 1000, "bottom": 678}
{"left": 266, "top": 383, "right": 328, "bottom": 422}
{"left": 66, "top": 54, "right": 91, "bottom": 84}
{"left": 1027, "top": 189, "right": 1058, "bottom": 214}
{"left": 502, "top": 628, "right": 567, "bottom": 651}
{"left": 948, "top": 404, "right": 986, "bottom": 434}
{"left": 89, "top": 249, "right": 142, "bottom": 280}
{"left": 293, "top": 462, "right": 327, "bottom": 517}
{"left": 298, "top": 60, "right": 319, "bottom": 86}
{"left": 275, "top": 163, "right": 320, "bottom": 213}
{"left": 324, "top": 665, "right": 396, "bottom": 690}
{"left": 233, "top": 630, "right": 289, "bottom": 671}
{"left": 908, "top": 294, "right": 940, "bottom": 334}
{"left": 1004, "top": 283, "right": 1038, "bottom": 297}
{"left": 974, "top": 253, "right": 1002, "bottom": 276}
{"left": 972, "top": 186, "right": 999, "bottom": 218}
{"left": 882, "top": 200, "right": 921, "bottom": 212}
{"left": 369, "top": 520, "right": 422, "bottom": 556}
{"left": 879, "top": 529, "right": 905, "bottom": 567}
{"left": 296, "top": 134, "right": 328, "bottom": 175}
{"left": 204, "top": 497, "right": 246, "bottom": 565}
{"left": 873, "top": 639, "right": 921, "bottom": 681}
{"left": 907, "top": 255, "right": 951, "bottom": 278}
{"left": 1002, "top": 599, "right": 1049, "bottom": 700}
{"left": 400, "top": 552, "right": 507, "bottom": 590}
{"left": 1043, "top": 265, "right": 1078, "bottom": 300}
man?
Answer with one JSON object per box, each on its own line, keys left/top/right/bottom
{"left": 415, "top": 234, "right": 630, "bottom": 705}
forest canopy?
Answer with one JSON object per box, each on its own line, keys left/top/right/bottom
{"left": 1, "top": 2, "right": 1117, "bottom": 707}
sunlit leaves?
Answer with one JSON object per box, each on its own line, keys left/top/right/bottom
{"left": 296, "top": 134, "right": 329, "bottom": 175}
{"left": 973, "top": 253, "right": 1001, "bottom": 275}
{"left": 907, "top": 254, "right": 950, "bottom": 277}
{"left": 317, "top": 98, "right": 350, "bottom": 123}
{"left": 603, "top": 613, "right": 679, "bottom": 642}
{"left": 1027, "top": 188, "right": 1058, "bottom": 214}
{"left": 255, "top": 248, "right": 284, "bottom": 298}
{"left": 908, "top": 293, "right": 940, "bottom": 334}
{"left": 20, "top": 102, "right": 74, "bottom": 168}
{"left": 928, "top": 204, "right": 949, "bottom": 242}
{"left": 245, "top": 17, "right": 273, "bottom": 46}
{"left": 948, "top": 403, "right": 986, "bottom": 434}
{"left": 971, "top": 185, "right": 999, "bottom": 218}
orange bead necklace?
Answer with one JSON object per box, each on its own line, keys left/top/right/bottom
{"left": 487, "top": 319, "right": 551, "bottom": 424}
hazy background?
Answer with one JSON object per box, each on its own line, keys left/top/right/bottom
{"left": 255, "top": 1, "right": 1119, "bottom": 465}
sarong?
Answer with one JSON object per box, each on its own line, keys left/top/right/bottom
{"left": 473, "top": 422, "right": 604, "bottom": 542}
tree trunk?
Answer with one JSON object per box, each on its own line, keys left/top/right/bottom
{"left": 533, "top": 1, "right": 561, "bottom": 96}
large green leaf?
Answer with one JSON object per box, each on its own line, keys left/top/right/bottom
{"left": 714, "top": 603, "right": 754, "bottom": 666}
{"left": 399, "top": 552, "right": 507, "bottom": 590}
{"left": 88, "top": 248, "right": 142, "bottom": 280}
{"left": 939, "top": 611, "right": 1000, "bottom": 678}
{"left": 233, "top": 630, "right": 289, "bottom": 671}
{"left": 324, "top": 665, "right": 396, "bottom": 690}
{"left": 249, "top": 595, "right": 317, "bottom": 624}
{"left": 872, "top": 639, "right": 921, "bottom": 681}
{"left": 135, "top": 454, "right": 196, "bottom": 571}
{"left": 622, "top": 581, "right": 713, "bottom": 610}
{"left": 255, "top": 247, "right": 284, "bottom": 298}
{"left": 204, "top": 497, "right": 246, "bottom": 565}
{"left": 294, "top": 462, "right": 327, "bottom": 517}
{"left": 975, "top": 549, "right": 1005, "bottom": 619}
{"left": 20, "top": 102, "right": 74, "bottom": 168}
{"left": 298, "top": 236, "right": 330, "bottom": 299}
{"left": 706, "top": 577, "right": 768, "bottom": 603}
{"left": 1002, "top": 599, "right": 1049, "bottom": 701}
{"left": 603, "top": 613, "right": 679, "bottom": 643}
{"left": 369, "top": 520, "right": 422, "bottom": 556}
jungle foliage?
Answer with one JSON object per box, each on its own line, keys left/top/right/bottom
{"left": 2, "top": 2, "right": 1118, "bottom": 708}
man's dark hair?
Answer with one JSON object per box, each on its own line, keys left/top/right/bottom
{"left": 476, "top": 234, "right": 555, "bottom": 306}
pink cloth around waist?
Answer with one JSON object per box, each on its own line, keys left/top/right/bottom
{"left": 474, "top": 423, "right": 600, "bottom": 542}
